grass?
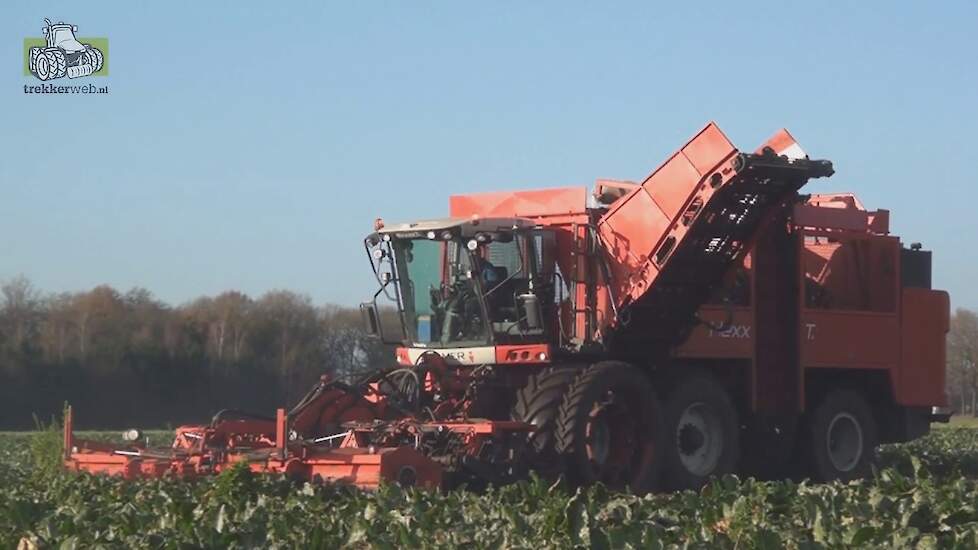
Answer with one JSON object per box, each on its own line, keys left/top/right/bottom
{"left": 946, "top": 415, "right": 978, "bottom": 428}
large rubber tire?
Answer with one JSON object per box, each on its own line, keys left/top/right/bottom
{"left": 806, "top": 388, "right": 878, "bottom": 482}
{"left": 555, "top": 361, "right": 663, "bottom": 494}
{"left": 663, "top": 372, "right": 740, "bottom": 490}
{"left": 29, "top": 47, "right": 41, "bottom": 74}
{"left": 85, "top": 46, "right": 104, "bottom": 73}
{"left": 32, "top": 51, "right": 51, "bottom": 80}
{"left": 45, "top": 49, "right": 67, "bottom": 79}
{"left": 512, "top": 368, "right": 578, "bottom": 472}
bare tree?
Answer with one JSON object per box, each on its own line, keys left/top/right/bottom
{"left": 213, "top": 291, "right": 252, "bottom": 363}
{"left": 0, "top": 275, "right": 42, "bottom": 353}
{"left": 40, "top": 292, "right": 75, "bottom": 363}
{"left": 947, "top": 308, "right": 978, "bottom": 415}
{"left": 320, "top": 304, "right": 394, "bottom": 382}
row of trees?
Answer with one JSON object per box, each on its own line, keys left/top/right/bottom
{"left": 1, "top": 275, "right": 974, "bottom": 428}
{"left": 0, "top": 276, "right": 394, "bottom": 429}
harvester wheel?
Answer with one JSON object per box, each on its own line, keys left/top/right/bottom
{"left": 555, "top": 361, "right": 663, "bottom": 493}
{"left": 85, "top": 46, "right": 104, "bottom": 73}
{"left": 44, "top": 49, "right": 67, "bottom": 79}
{"left": 511, "top": 367, "right": 578, "bottom": 471}
{"left": 663, "top": 372, "right": 739, "bottom": 490}
{"left": 32, "top": 51, "right": 51, "bottom": 80}
{"left": 807, "top": 388, "right": 878, "bottom": 482}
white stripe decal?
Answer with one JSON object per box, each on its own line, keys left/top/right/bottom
{"left": 406, "top": 346, "right": 496, "bottom": 365}
{"left": 779, "top": 142, "right": 807, "bottom": 160}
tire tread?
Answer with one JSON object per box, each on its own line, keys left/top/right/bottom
{"left": 513, "top": 368, "right": 577, "bottom": 454}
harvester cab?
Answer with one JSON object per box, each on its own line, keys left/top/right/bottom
{"left": 44, "top": 20, "right": 85, "bottom": 52}
{"left": 362, "top": 217, "right": 556, "bottom": 358}
{"left": 29, "top": 19, "right": 104, "bottom": 81}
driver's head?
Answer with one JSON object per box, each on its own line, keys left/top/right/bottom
{"left": 482, "top": 265, "right": 500, "bottom": 285}
{"left": 472, "top": 253, "right": 497, "bottom": 284}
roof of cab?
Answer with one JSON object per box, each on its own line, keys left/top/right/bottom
{"left": 377, "top": 216, "right": 537, "bottom": 236}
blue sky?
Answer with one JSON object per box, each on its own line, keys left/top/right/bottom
{"left": 2, "top": 2, "right": 976, "bottom": 309}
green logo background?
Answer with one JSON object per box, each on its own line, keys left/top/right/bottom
{"left": 23, "top": 37, "right": 109, "bottom": 76}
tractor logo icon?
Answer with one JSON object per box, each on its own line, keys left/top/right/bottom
{"left": 28, "top": 19, "right": 104, "bottom": 81}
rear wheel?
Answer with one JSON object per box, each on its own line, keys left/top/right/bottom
{"left": 663, "top": 372, "right": 739, "bottom": 490}
{"left": 45, "top": 49, "right": 67, "bottom": 79}
{"left": 32, "top": 53, "right": 51, "bottom": 80}
{"left": 807, "top": 388, "right": 878, "bottom": 482}
{"left": 555, "top": 361, "right": 663, "bottom": 493}
{"left": 85, "top": 46, "right": 104, "bottom": 73}
{"left": 512, "top": 368, "right": 578, "bottom": 474}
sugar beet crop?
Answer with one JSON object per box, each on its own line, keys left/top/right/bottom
{"left": 3, "top": 427, "right": 978, "bottom": 548}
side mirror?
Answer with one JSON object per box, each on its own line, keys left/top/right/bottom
{"left": 518, "top": 293, "right": 544, "bottom": 331}
{"left": 360, "top": 302, "right": 380, "bottom": 336}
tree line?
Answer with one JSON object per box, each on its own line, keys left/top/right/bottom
{"left": 1, "top": 274, "right": 974, "bottom": 429}
{"left": 0, "top": 276, "right": 394, "bottom": 430}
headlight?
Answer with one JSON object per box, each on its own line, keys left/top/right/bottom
{"left": 122, "top": 429, "right": 142, "bottom": 442}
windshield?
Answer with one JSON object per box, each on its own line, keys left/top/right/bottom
{"left": 392, "top": 238, "right": 489, "bottom": 347}
{"left": 366, "top": 228, "right": 550, "bottom": 347}
{"left": 52, "top": 28, "right": 76, "bottom": 45}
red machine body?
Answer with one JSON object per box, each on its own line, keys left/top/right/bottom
{"left": 445, "top": 124, "right": 947, "bottom": 414}
{"left": 65, "top": 122, "right": 949, "bottom": 491}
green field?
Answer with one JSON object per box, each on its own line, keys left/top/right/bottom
{"left": 946, "top": 415, "right": 978, "bottom": 428}
{"left": 3, "top": 426, "right": 978, "bottom": 548}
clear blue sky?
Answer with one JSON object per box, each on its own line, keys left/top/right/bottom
{"left": 2, "top": 2, "right": 976, "bottom": 309}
